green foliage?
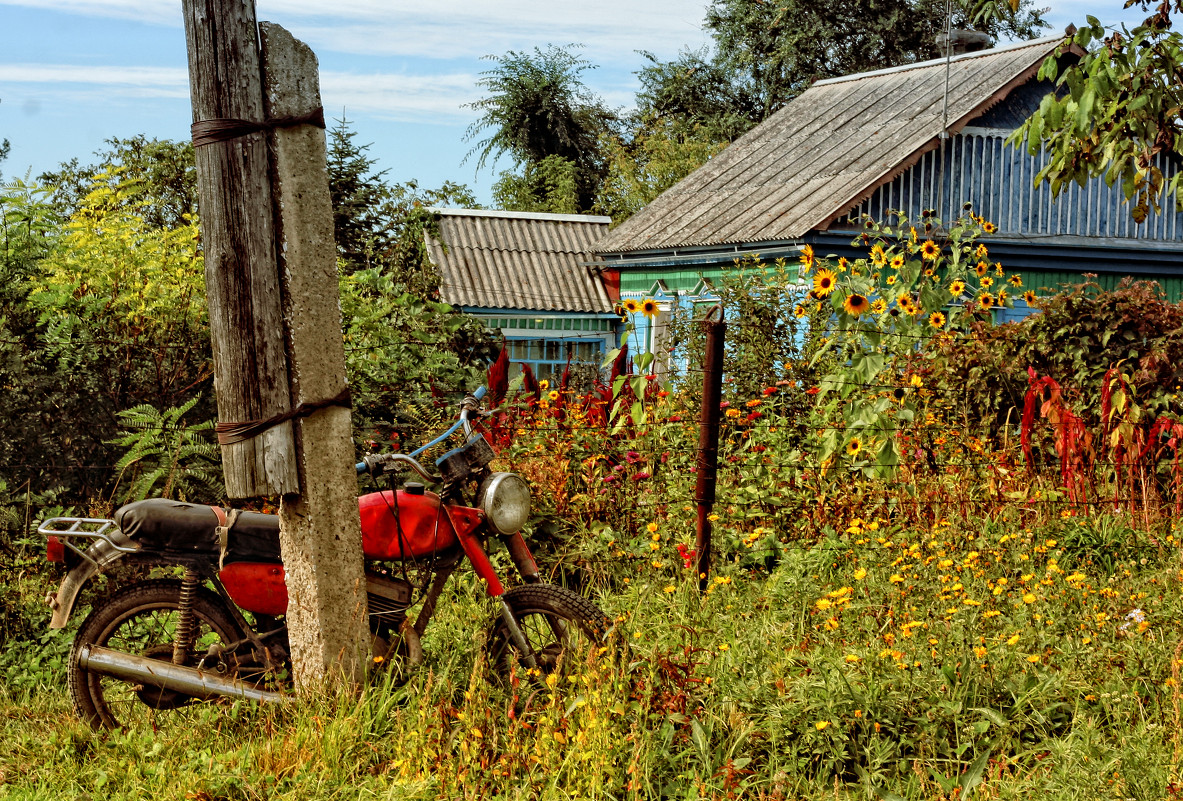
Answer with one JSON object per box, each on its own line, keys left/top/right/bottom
{"left": 340, "top": 263, "right": 495, "bottom": 446}
{"left": 1009, "top": 5, "right": 1183, "bottom": 221}
{"left": 108, "top": 396, "right": 222, "bottom": 504}
{"left": 492, "top": 154, "right": 579, "bottom": 214}
{"left": 595, "top": 122, "right": 727, "bottom": 222}
{"left": 30, "top": 171, "right": 211, "bottom": 412}
{"left": 37, "top": 136, "right": 197, "bottom": 230}
{"left": 928, "top": 277, "right": 1183, "bottom": 433}
{"left": 327, "top": 116, "right": 396, "bottom": 270}
{"left": 466, "top": 44, "right": 617, "bottom": 211}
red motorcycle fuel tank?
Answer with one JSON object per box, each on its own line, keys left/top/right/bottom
{"left": 359, "top": 489, "right": 471, "bottom": 560}
{"left": 219, "top": 491, "right": 483, "bottom": 615}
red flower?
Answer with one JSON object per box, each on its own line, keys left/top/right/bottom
{"left": 806, "top": 387, "right": 820, "bottom": 395}
{"left": 630, "top": 471, "right": 651, "bottom": 482}
{"left": 762, "top": 386, "right": 778, "bottom": 396}
{"left": 745, "top": 411, "right": 762, "bottom": 421}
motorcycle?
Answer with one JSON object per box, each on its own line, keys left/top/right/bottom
{"left": 40, "top": 387, "right": 608, "bottom": 730}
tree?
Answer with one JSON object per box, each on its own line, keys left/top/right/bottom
{"left": 38, "top": 136, "right": 197, "bottom": 229}
{"left": 640, "top": 0, "right": 1049, "bottom": 138}
{"left": 465, "top": 45, "right": 618, "bottom": 212}
{"left": 327, "top": 116, "right": 395, "bottom": 270}
{"left": 1008, "top": 2, "right": 1183, "bottom": 222}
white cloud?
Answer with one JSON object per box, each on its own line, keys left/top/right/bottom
{"left": 0, "top": 63, "right": 188, "bottom": 88}
{"left": 0, "top": 0, "right": 709, "bottom": 61}
{"left": 318, "top": 70, "right": 481, "bottom": 122}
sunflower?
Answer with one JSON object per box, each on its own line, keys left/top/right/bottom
{"left": 641, "top": 298, "right": 659, "bottom": 319}
{"left": 844, "top": 293, "right": 870, "bottom": 316}
{"left": 975, "top": 243, "right": 988, "bottom": 259}
{"left": 980, "top": 275, "right": 994, "bottom": 289}
{"left": 886, "top": 275, "right": 897, "bottom": 285}
{"left": 948, "top": 279, "right": 967, "bottom": 296}
{"left": 547, "top": 390, "right": 560, "bottom": 402}
{"left": 994, "top": 262, "right": 1004, "bottom": 276}
{"left": 924, "top": 268, "right": 935, "bottom": 278}
{"left": 622, "top": 298, "right": 640, "bottom": 314}
{"left": 928, "top": 311, "right": 946, "bottom": 329}
{"left": 1023, "top": 289, "right": 1038, "bottom": 304}
{"left": 799, "top": 243, "right": 815, "bottom": 270}
{"left": 813, "top": 268, "right": 837, "bottom": 297}
{"left": 975, "top": 260, "right": 989, "bottom": 277}
{"left": 982, "top": 220, "right": 998, "bottom": 234}
{"left": 871, "top": 298, "right": 888, "bottom": 314}
{"left": 838, "top": 257, "right": 849, "bottom": 272}
{"left": 793, "top": 304, "right": 807, "bottom": 318}
{"left": 870, "top": 244, "right": 886, "bottom": 266}
{"left": 1009, "top": 274, "right": 1023, "bottom": 287}
{"left": 889, "top": 254, "right": 905, "bottom": 270}
{"left": 978, "top": 292, "right": 995, "bottom": 310}
{"left": 845, "top": 437, "right": 863, "bottom": 457}
{"left": 920, "top": 240, "right": 940, "bottom": 260}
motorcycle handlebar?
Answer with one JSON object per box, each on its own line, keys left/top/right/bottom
{"left": 354, "top": 386, "right": 488, "bottom": 477}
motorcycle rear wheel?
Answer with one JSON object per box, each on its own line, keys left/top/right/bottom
{"left": 70, "top": 579, "right": 243, "bottom": 730}
{"left": 488, "top": 584, "right": 609, "bottom": 682}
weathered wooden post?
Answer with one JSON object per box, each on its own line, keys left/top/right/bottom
{"left": 695, "top": 308, "right": 725, "bottom": 592}
{"left": 182, "top": 0, "right": 368, "bottom": 687}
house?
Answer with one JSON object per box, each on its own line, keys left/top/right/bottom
{"left": 425, "top": 209, "right": 620, "bottom": 382}
{"left": 594, "top": 32, "right": 1183, "bottom": 349}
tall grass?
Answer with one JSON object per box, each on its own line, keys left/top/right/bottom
{"left": 3, "top": 510, "right": 1181, "bottom": 799}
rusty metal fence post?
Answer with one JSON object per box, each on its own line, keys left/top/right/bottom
{"left": 695, "top": 308, "right": 725, "bottom": 592}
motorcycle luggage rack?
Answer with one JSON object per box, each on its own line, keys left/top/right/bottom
{"left": 38, "top": 517, "right": 140, "bottom": 568}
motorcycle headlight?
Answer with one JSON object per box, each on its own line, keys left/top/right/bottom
{"left": 477, "top": 472, "right": 531, "bottom": 536}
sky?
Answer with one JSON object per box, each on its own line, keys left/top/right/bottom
{"left": 0, "top": 0, "right": 1151, "bottom": 206}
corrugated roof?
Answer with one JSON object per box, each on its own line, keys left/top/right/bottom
{"left": 595, "top": 35, "right": 1073, "bottom": 254}
{"left": 426, "top": 209, "right": 614, "bottom": 313}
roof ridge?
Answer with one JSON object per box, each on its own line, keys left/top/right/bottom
{"left": 429, "top": 207, "right": 611, "bottom": 224}
{"left": 811, "top": 33, "right": 1065, "bottom": 88}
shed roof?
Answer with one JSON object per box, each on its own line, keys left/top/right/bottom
{"left": 426, "top": 209, "right": 614, "bottom": 314}
{"left": 595, "top": 34, "right": 1074, "bottom": 255}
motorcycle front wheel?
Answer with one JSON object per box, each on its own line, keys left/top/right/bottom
{"left": 69, "top": 578, "right": 243, "bottom": 730}
{"left": 488, "top": 584, "right": 609, "bottom": 682}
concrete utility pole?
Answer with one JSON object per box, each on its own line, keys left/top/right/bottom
{"left": 261, "top": 21, "right": 369, "bottom": 688}
{"left": 182, "top": 0, "right": 368, "bottom": 688}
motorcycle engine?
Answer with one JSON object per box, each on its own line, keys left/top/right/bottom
{"left": 366, "top": 571, "right": 413, "bottom": 631}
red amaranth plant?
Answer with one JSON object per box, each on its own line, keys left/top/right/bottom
{"left": 1022, "top": 367, "right": 1093, "bottom": 505}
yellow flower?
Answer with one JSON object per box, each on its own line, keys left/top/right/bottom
{"left": 1022, "top": 593, "right": 1037, "bottom": 604}
{"left": 641, "top": 298, "right": 659, "bottom": 319}
{"left": 813, "top": 268, "right": 837, "bottom": 297}
{"left": 663, "top": 585, "right": 675, "bottom": 594}
{"left": 622, "top": 298, "right": 640, "bottom": 314}
{"left": 816, "top": 598, "right": 833, "bottom": 610}
{"left": 889, "top": 574, "right": 904, "bottom": 584}
{"left": 1026, "top": 654, "right": 1040, "bottom": 664}
{"left": 948, "top": 279, "right": 966, "bottom": 296}
{"left": 845, "top": 437, "right": 863, "bottom": 457}
{"left": 843, "top": 293, "right": 870, "bottom": 316}
{"left": 1006, "top": 634, "right": 1021, "bottom": 646}
{"left": 928, "top": 311, "right": 946, "bottom": 329}
{"left": 844, "top": 654, "right": 861, "bottom": 663}
{"left": 870, "top": 244, "right": 886, "bottom": 266}
{"left": 815, "top": 720, "right": 831, "bottom": 731}
{"left": 920, "top": 240, "right": 940, "bottom": 260}
{"left": 647, "top": 522, "right": 659, "bottom": 533}
{"left": 853, "top": 567, "right": 867, "bottom": 580}
{"left": 799, "top": 243, "right": 815, "bottom": 269}
{"left": 889, "top": 254, "right": 905, "bottom": 270}
{"left": 871, "top": 298, "right": 887, "bottom": 314}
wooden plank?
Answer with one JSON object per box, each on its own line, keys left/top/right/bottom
{"left": 182, "top": 0, "right": 298, "bottom": 498}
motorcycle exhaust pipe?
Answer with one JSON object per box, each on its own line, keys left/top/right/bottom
{"left": 78, "top": 644, "right": 286, "bottom": 705}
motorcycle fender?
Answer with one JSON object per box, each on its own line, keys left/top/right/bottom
{"left": 46, "top": 538, "right": 132, "bottom": 629}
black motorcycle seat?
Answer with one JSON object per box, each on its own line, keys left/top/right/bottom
{"left": 115, "top": 498, "right": 282, "bottom": 564}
